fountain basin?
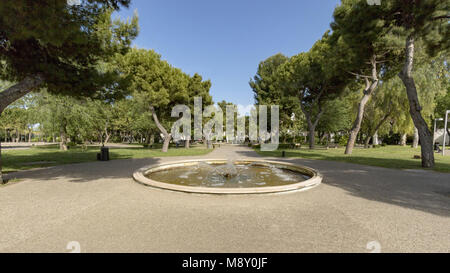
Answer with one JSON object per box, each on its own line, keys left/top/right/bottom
{"left": 133, "top": 159, "right": 322, "bottom": 194}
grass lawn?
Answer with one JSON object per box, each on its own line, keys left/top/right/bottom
{"left": 2, "top": 144, "right": 212, "bottom": 174}
{"left": 255, "top": 145, "right": 450, "bottom": 173}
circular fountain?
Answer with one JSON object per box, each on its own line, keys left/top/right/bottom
{"left": 133, "top": 159, "right": 322, "bottom": 194}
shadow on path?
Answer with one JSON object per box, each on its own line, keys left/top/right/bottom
{"left": 4, "top": 144, "right": 450, "bottom": 217}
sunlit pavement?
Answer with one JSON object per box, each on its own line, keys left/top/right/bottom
{"left": 0, "top": 145, "right": 449, "bottom": 253}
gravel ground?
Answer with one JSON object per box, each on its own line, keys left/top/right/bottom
{"left": 0, "top": 145, "right": 449, "bottom": 253}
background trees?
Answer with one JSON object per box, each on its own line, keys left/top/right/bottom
{"left": 0, "top": 1, "right": 138, "bottom": 113}
{"left": 331, "top": 0, "right": 404, "bottom": 155}
{"left": 252, "top": 33, "right": 349, "bottom": 149}
{"left": 383, "top": 0, "right": 449, "bottom": 167}
{"left": 250, "top": 54, "right": 303, "bottom": 144}
{"left": 250, "top": 0, "right": 448, "bottom": 162}
{"left": 118, "top": 48, "right": 212, "bottom": 152}
{"left": 0, "top": 0, "right": 138, "bottom": 182}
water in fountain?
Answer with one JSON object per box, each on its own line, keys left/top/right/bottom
{"left": 147, "top": 160, "right": 309, "bottom": 188}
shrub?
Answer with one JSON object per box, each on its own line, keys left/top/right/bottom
{"left": 278, "top": 143, "right": 294, "bottom": 149}
{"left": 336, "top": 135, "right": 349, "bottom": 146}
{"left": 67, "top": 142, "right": 77, "bottom": 148}
{"left": 382, "top": 133, "right": 401, "bottom": 145}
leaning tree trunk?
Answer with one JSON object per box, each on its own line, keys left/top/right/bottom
{"left": 0, "top": 74, "right": 44, "bottom": 184}
{"left": 364, "top": 135, "right": 372, "bottom": 149}
{"left": 365, "top": 111, "right": 391, "bottom": 149}
{"left": 104, "top": 127, "right": 111, "bottom": 145}
{"left": 150, "top": 106, "right": 171, "bottom": 153}
{"left": 162, "top": 135, "right": 171, "bottom": 152}
{"left": 320, "top": 132, "right": 328, "bottom": 145}
{"left": 398, "top": 35, "right": 434, "bottom": 168}
{"left": 412, "top": 127, "right": 419, "bottom": 148}
{"left": 0, "top": 74, "right": 44, "bottom": 114}
{"left": 345, "top": 76, "right": 379, "bottom": 154}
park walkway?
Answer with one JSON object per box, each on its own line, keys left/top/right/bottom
{"left": 0, "top": 144, "right": 449, "bottom": 252}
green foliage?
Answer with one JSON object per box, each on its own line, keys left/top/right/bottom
{"left": 118, "top": 48, "right": 212, "bottom": 137}
{"left": 331, "top": 0, "right": 404, "bottom": 80}
{"left": 250, "top": 53, "right": 300, "bottom": 134}
{"left": 0, "top": 0, "right": 138, "bottom": 98}
{"left": 381, "top": 0, "right": 449, "bottom": 57}
{"left": 318, "top": 90, "right": 356, "bottom": 133}
{"left": 256, "top": 145, "right": 450, "bottom": 173}
{"left": 435, "top": 92, "right": 450, "bottom": 119}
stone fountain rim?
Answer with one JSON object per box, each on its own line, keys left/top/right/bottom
{"left": 133, "top": 159, "right": 322, "bottom": 195}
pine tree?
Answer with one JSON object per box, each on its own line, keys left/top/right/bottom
{"left": 0, "top": 0, "right": 138, "bottom": 182}
{"left": 385, "top": 0, "right": 449, "bottom": 167}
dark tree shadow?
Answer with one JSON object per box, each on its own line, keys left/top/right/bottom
{"left": 3, "top": 157, "right": 163, "bottom": 184}
{"left": 235, "top": 150, "right": 450, "bottom": 217}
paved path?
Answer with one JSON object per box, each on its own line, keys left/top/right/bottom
{"left": 0, "top": 145, "right": 449, "bottom": 253}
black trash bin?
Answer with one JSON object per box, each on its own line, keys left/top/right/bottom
{"left": 98, "top": 147, "right": 110, "bottom": 161}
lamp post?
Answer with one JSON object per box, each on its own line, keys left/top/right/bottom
{"left": 443, "top": 111, "right": 450, "bottom": 156}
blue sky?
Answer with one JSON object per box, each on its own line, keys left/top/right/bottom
{"left": 116, "top": 0, "right": 340, "bottom": 106}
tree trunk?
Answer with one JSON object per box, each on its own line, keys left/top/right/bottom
{"left": 299, "top": 89, "right": 325, "bottom": 150}
{"left": 0, "top": 74, "right": 44, "bottom": 182}
{"left": 207, "top": 139, "right": 213, "bottom": 149}
{"left": 0, "top": 74, "right": 44, "bottom": 114}
{"left": 308, "top": 125, "right": 316, "bottom": 149}
{"left": 412, "top": 127, "right": 419, "bottom": 148}
{"left": 28, "top": 130, "right": 32, "bottom": 143}
{"left": 99, "top": 131, "right": 104, "bottom": 146}
{"left": 104, "top": 128, "right": 110, "bottom": 145}
{"left": 398, "top": 35, "right": 434, "bottom": 168}
{"left": 320, "top": 132, "right": 328, "bottom": 144}
{"left": 302, "top": 109, "right": 324, "bottom": 150}
{"left": 345, "top": 55, "right": 379, "bottom": 155}
{"left": 59, "top": 123, "right": 68, "bottom": 151}
{"left": 346, "top": 93, "right": 371, "bottom": 154}
{"left": 150, "top": 106, "right": 171, "bottom": 153}
{"left": 364, "top": 135, "right": 372, "bottom": 149}
{"left": 185, "top": 139, "right": 190, "bottom": 149}
{"left": 149, "top": 134, "right": 155, "bottom": 147}
{"left": 373, "top": 132, "right": 379, "bottom": 146}
{"left": 345, "top": 81, "right": 379, "bottom": 154}
{"left": 162, "top": 135, "right": 171, "bottom": 153}
{"left": 400, "top": 133, "right": 407, "bottom": 146}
